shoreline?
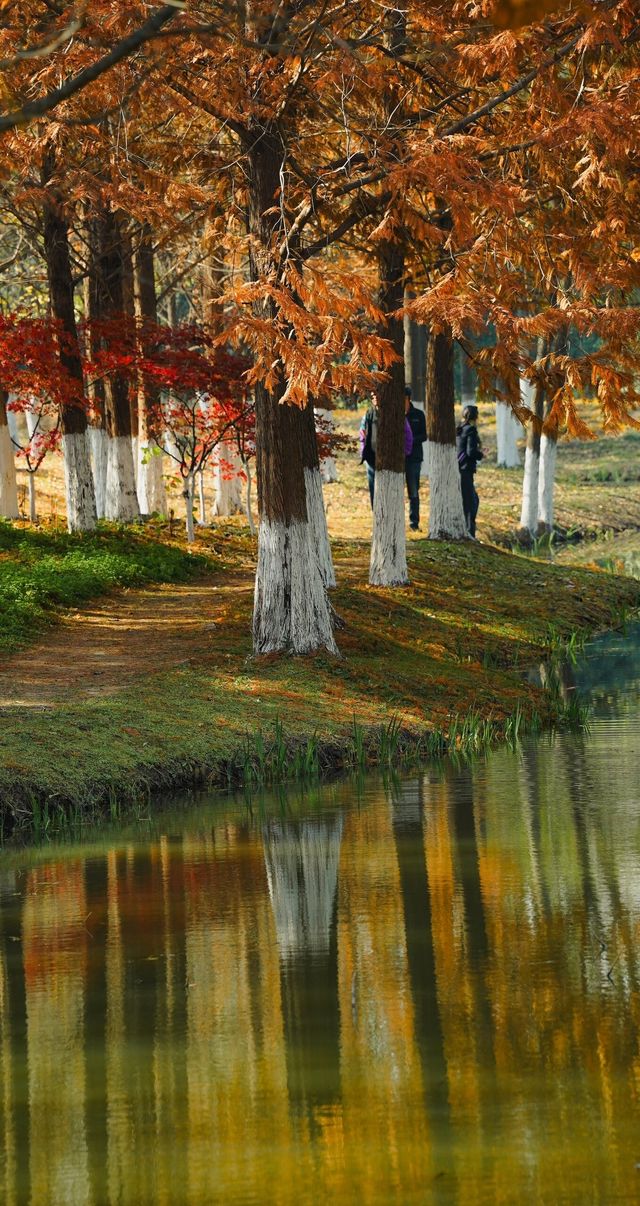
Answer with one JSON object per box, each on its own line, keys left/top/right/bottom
{"left": 1, "top": 534, "right": 638, "bottom": 838}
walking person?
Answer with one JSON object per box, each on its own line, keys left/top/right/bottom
{"left": 359, "top": 388, "right": 413, "bottom": 508}
{"left": 404, "top": 386, "right": 427, "bottom": 530}
{"left": 456, "top": 404, "right": 483, "bottom": 537}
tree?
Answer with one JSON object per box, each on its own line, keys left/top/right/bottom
{"left": 41, "top": 148, "right": 97, "bottom": 532}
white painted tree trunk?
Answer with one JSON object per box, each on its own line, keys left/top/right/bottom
{"left": 304, "top": 465, "right": 335, "bottom": 588}
{"left": 427, "top": 441, "right": 468, "bottom": 540}
{"left": 519, "top": 446, "right": 540, "bottom": 537}
{"left": 62, "top": 431, "right": 97, "bottom": 533}
{"left": 253, "top": 518, "right": 337, "bottom": 655}
{"left": 495, "top": 401, "right": 522, "bottom": 467}
{"left": 27, "top": 475, "right": 37, "bottom": 523}
{"left": 369, "top": 469, "right": 408, "bottom": 585}
{"left": 183, "top": 473, "right": 196, "bottom": 543}
{"left": 104, "top": 435, "right": 141, "bottom": 522}
{"left": 5, "top": 397, "right": 21, "bottom": 448}
{"left": 243, "top": 459, "right": 256, "bottom": 536}
{"left": 316, "top": 409, "right": 338, "bottom": 483}
{"left": 89, "top": 427, "right": 108, "bottom": 519}
{"left": 212, "top": 441, "right": 242, "bottom": 516}
{"left": 538, "top": 434, "right": 557, "bottom": 531}
{"left": 136, "top": 441, "right": 167, "bottom": 515}
{"left": 197, "top": 472, "right": 207, "bottom": 525}
{"left": 131, "top": 436, "right": 138, "bottom": 485}
{"left": 25, "top": 407, "right": 39, "bottom": 522}
{"left": 0, "top": 424, "right": 19, "bottom": 518}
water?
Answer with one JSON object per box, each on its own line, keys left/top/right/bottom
{"left": 2, "top": 630, "right": 640, "bottom": 1204}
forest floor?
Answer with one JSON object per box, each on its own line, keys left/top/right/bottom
{"left": 1, "top": 402, "right": 639, "bottom": 830}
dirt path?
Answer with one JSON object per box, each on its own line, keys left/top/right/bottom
{"left": 0, "top": 574, "right": 253, "bottom": 708}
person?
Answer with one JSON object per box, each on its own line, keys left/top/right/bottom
{"left": 359, "top": 389, "right": 413, "bottom": 508}
{"left": 404, "top": 386, "right": 427, "bottom": 530}
{"left": 456, "top": 403, "right": 483, "bottom": 537}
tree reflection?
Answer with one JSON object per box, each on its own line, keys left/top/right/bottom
{"left": 264, "top": 814, "right": 343, "bottom": 1120}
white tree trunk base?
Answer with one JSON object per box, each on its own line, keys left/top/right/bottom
{"left": 519, "top": 447, "right": 540, "bottom": 537}
{"left": 369, "top": 469, "right": 409, "bottom": 585}
{"left": 0, "top": 424, "right": 19, "bottom": 518}
{"left": 136, "top": 441, "right": 167, "bottom": 515}
{"left": 304, "top": 466, "right": 335, "bottom": 588}
{"left": 538, "top": 435, "right": 557, "bottom": 531}
{"left": 105, "top": 435, "right": 141, "bottom": 522}
{"left": 89, "top": 428, "right": 108, "bottom": 519}
{"left": 427, "top": 442, "right": 468, "bottom": 540}
{"left": 62, "top": 431, "right": 97, "bottom": 532}
{"left": 496, "top": 401, "right": 522, "bottom": 468}
{"left": 253, "top": 518, "right": 337, "bottom": 655}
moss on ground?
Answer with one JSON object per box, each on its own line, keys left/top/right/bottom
{"left": 0, "top": 534, "right": 637, "bottom": 830}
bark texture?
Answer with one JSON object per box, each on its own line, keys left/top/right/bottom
{"left": 425, "top": 331, "right": 467, "bottom": 539}
{"left": 41, "top": 151, "right": 97, "bottom": 531}
{"left": 97, "top": 208, "right": 140, "bottom": 521}
{"left": 133, "top": 228, "right": 167, "bottom": 514}
{"left": 248, "top": 124, "right": 334, "bottom": 653}
{"left": 370, "top": 241, "right": 408, "bottom": 585}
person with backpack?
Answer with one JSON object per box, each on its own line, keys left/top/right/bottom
{"left": 404, "top": 386, "right": 427, "bottom": 530}
{"left": 456, "top": 404, "right": 483, "bottom": 537}
{"left": 359, "top": 388, "right": 413, "bottom": 508}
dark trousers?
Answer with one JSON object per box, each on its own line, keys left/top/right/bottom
{"left": 366, "top": 464, "right": 375, "bottom": 508}
{"left": 460, "top": 469, "right": 479, "bottom": 536}
{"left": 405, "top": 461, "right": 422, "bottom": 528}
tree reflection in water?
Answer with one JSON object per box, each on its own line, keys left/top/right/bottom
{"left": 0, "top": 674, "right": 639, "bottom": 1202}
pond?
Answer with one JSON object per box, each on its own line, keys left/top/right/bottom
{"left": 1, "top": 627, "right": 640, "bottom": 1204}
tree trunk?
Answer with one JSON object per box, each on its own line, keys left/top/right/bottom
{"left": 243, "top": 457, "right": 256, "bottom": 535}
{"left": 538, "top": 434, "right": 557, "bottom": 531}
{"left": 249, "top": 127, "right": 335, "bottom": 655}
{"left": 133, "top": 228, "right": 167, "bottom": 515}
{"left": 370, "top": 241, "right": 408, "bottom": 586}
{"left": 496, "top": 401, "right": 522, "bottom": 468}
{"left": 537, "top": 326, "right": 566, "bottom": 534}
{"left": 212, "top": 441, "right": 243, "bottom": 516}
{"left": 41, "top": 151, "right": 97, "bottom": 532}
{"left": 97, "top": 208, "right": 140, "bottom": 522}
{"left": 5, "top": 396, "right": 21, "bottom": 447}
{"left": 0, "top": 391, "right": 19, "bottom": 518}
{"left": 425, "top": 331, "right": 468, "bottom": 540}
{"left": 300, "top": 401, "right": 335, "bottom": 589}
{"left": 403, "top": 292, "right": 427, "bottom": 403}
{"left": 25, "top": 408, "right": 38, "bottom": 523}
{"left": 197, "top": 471, "right": 207, "bottom": 525}
{"left": 27, "top": 475, "right": 37, "bottom": 524}
{"left": 519, "top": 341, "right": 545, "bottom": 539}
{"left": 316, "top": 408, "right": 338, "bottom": 483}
{"left": 84, "top": 216, "right": 108, "bottom": 518}
{"left": 184, "top": 473, "right": 195, "bottom": 543}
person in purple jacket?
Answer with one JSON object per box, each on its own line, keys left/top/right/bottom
{"left": 359, "top": 389, "right": 413, "bottom": 508}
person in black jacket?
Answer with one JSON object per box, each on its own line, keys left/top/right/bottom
{"left": 404, "top": 387, "right": 427, "bottom": 530}
{"left": 456, "top": 404, "right": 483, "bottom": 537}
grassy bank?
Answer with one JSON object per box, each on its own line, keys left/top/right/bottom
{"left": 0, "top": 520, "right": 212, "bottom": 650}
{"left": 0, "top": 534, "right": 637, "bottom": 835}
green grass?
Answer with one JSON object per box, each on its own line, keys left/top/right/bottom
{"left": 0, "top": 520, "right": 213, "bottom": 649}
{"left": 0, "top": 535, "right": 638, "bottom": 834}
